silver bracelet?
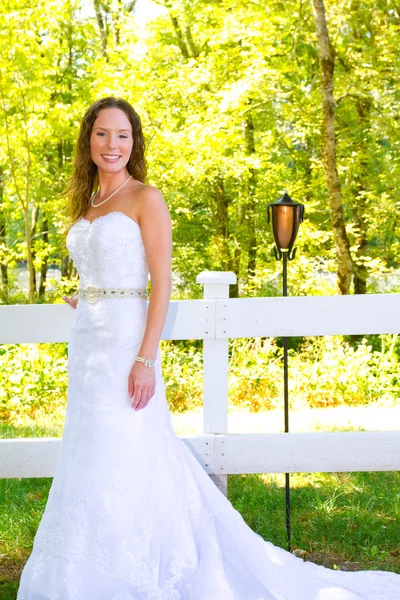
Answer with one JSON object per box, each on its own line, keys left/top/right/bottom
{"left": 135, "top": 356, "right": 155, "bottom": 368}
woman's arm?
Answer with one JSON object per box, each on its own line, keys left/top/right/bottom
{"left": 128, "top": 185, "right": 172, "bottom": 410}
{"left": 137, "top": 186, "right": 172, "bottom": 360}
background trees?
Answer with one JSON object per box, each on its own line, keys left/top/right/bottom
{"left": 0, "top": 0, "right": 399, "bottom": 303}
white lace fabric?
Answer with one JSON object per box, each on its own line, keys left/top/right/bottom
{"left": 17, "top": 212, "right": 400, "bottom": 599}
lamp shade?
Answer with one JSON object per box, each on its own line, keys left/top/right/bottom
{"left": 267, "top": 192, "right": 304, "bottom": 254}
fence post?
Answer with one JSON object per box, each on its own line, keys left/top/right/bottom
{"left": 196, "top": 270, "right": 237, "bottom": 496}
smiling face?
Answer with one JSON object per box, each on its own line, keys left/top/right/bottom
{"left": 90, "top": 107, "right": 134, "bottom": 173}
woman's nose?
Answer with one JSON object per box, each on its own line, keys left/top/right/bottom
{"left": 107, "top": 136, "right": 118, "bottom": 149}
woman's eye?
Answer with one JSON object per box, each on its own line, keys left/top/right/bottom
{"left": 96, "top": 133, "right": 128, "bottom": 138}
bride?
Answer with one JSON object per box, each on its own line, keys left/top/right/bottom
{"left": 17, "top": 97, "right": 400, "bottom": 599}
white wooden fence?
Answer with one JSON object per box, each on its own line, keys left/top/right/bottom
{"left": 1, "top": 270, "right": 400, "bottom": 495}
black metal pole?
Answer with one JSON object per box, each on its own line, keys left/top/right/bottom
{"left": 283, "top": 251, "right": 291, "bottom": 551}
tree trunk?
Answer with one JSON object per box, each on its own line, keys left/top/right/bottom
{"left": 0, "top": 62, "right": 36, "bottom": 302}
{"left": 243, "top": 108, "right": 258, "bottom": 282}
{"left": 168, "top": 15, "right": 189, "bottom": 58}
{"left": 61, "top": 253, "right": 75, "bottom": 279}
{"left": 23, "top": 209, "right": 35, "bottom": 303}
{"left": 38, "top": 215, "right": 49, "bottom": 299}
{"left": 311, "top": 0, "right": 354, "bottom": 294}
{"left": 353, "top": 151, "right": 368, "bottom": 295}
{"left": 215, "top": 177, "right": 230, "bottom": 271}
{"left": 214, "top": 177, "right": 240, "bottom": 297}
{"left": 351, "top": 80, "right": 373, "bottom": 294}
{"left": 114, "top": 0, "right": 122, "bottom": 45}
{"left": 93, "top": 0, "right": 109, "bottom": 59}
{"left": 0, "top": 166, "right": 8, "bottom": 301}
{"left": 163, "top": 0, "right": 200, "bottom": 59}
{"left": 30, "top": 205, "right": 39, "bottom": 298}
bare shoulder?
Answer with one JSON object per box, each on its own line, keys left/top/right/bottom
{"left": 134, "top": 184, "right": 171, "bottom": 225}
{"left": 135, "top": 183, "right": 165, "bottom": 203}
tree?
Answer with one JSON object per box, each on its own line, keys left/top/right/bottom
{"left": 311, "top": 0, "right": 354, "bottom": 294}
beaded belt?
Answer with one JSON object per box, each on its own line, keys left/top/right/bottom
{"left": 79, "top": 285, "right": 148, "bottom": 304}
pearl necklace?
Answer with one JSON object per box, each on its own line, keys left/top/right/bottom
{"left": 91, "top": 174, "right": 133, "bottom": 207}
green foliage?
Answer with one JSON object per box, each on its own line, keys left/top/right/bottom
{"left": 0, "top": 343, "right": 68, "bottom": 424}
{"left": 0, "top": 0, "right": 399, "bottom": 301}
{"left": 1, "top": 334, "right": 399, "bottom": 425}
{"left": 229, "top": 338, "right": 282, "bottom": 411}
{"left": 289, "top": 334, "right": 400, "bottom": 408}
{"left": 160, "top": 340, "right": 204, "bottom": 412}
{"left": 229, "top": 334, "right": 400, "bottom": 412}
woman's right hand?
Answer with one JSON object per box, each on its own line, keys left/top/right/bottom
{"left": 62, "top": 293, "right": 79, "bottom": 309}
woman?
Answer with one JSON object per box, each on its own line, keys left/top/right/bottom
{"left": 17, "top": 97, "right": 400, "bottom": 599}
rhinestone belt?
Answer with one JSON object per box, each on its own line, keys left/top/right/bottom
{"left": 79, "top": 285, "right": 148, "bottom": 304}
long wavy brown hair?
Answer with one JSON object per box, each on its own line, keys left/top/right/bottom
{"left": 63, "top": 97, "right": 147, "bottom": 232}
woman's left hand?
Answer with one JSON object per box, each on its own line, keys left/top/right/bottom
{"left": 128, "top": 361, "right": 156, "bottom": 410}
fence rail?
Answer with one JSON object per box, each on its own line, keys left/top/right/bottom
{"left": 1, "top": 270, "right": 400, "bottom": 489}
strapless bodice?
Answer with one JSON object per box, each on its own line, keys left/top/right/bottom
{"left": 66, "top": 211, "right": 149, "bottom": 289}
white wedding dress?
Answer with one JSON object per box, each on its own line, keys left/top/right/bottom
{"left": 17, "top": 211, "right": 400, "bottom": 599}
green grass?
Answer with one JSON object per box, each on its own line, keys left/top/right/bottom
{"left": 1, "top": 408, "right": 400, "bottom": 596}
{"left": 0, "top": 478, "right": 52, "bottom": 597}
{"left": 229, "top": 471, "right": 400, "bottom": 572}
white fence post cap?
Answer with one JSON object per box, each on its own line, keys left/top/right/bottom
{"left": 196, "top": 271, "right": 237, "bottom": 285}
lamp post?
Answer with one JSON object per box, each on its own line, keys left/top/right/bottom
{"left": 267, "top": 192, "right": 304, "bottom": 551}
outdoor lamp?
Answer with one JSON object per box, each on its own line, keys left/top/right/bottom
{"left": 266, "top": 191, "right": 305, "bottom": 552}
{"left": 267, "top": 192, "right": 304, "bottom": 261}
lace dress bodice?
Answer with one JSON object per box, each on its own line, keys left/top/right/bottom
{"left": 66, "top": 211, "right": 149, "bottom": 289}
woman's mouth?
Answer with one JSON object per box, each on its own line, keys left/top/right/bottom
{"left": 101, "top": 154, "right": 121, "bottom": 163}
